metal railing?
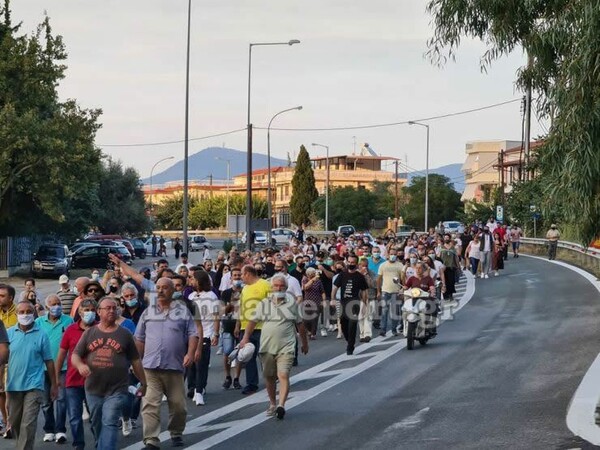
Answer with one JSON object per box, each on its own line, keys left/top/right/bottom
{"left": 520, "top": 237, "right": 600, "bottom": 260}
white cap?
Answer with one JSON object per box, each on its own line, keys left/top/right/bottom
{"left": 58, "top": 274, "right": 69, "bottom": 284}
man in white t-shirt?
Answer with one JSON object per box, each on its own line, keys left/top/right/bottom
{"left": 175, "top": 253, "right": 194, "bottom": 273}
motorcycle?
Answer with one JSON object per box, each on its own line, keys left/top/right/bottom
{"left": 401, "top": 287, "right": 439, "bottom": 350}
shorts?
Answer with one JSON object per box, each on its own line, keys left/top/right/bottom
{"left": 512, "top": 242, "right": 520, "bottom": 250}
{"left": 222, "top": 332, "right": 236, "bottom": 356}
{"left": 260, "top": 353, "right": 294, "bottom": 378}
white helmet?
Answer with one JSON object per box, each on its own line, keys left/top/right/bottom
{"left": 229, "top": 343, "right": 256, "bottom": 367}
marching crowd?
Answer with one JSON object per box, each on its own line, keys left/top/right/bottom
{"left": 0, "top": 217, "right": 525, "bottom": 449}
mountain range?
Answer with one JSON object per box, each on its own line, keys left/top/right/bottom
{"left": 143, "top": 147, "right": 464, "bottom": 192}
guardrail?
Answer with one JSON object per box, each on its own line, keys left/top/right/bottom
{"left": 520, "top": 237, "right": 600, "bottom": 277}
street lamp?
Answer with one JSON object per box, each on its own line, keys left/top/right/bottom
{"left": 149, "top": 156, "right": 175, "bottom": 218}
{"left": 182, "top": 0, "right": 193, "bottom": 253}
{"left": 311, "top": 143, "right": 329, "bottom": 232}
{"left": 246, "top": 39, "right": 300, "bottom": 249}
{"left": 215, "top": 156, "right": 231, "bottom": 231}
{"left": 268, "top": 106, "right": 303, "bottom": 239}
{"left": 409, "top": 121, "right": 430, "bottom": 232}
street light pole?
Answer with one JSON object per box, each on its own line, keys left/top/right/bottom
{"left": 149, "top": 156, "right": 175, "bottom": 223}
{"left": 215, "top": 156, "right": 231, "bottom": 230}
{"left": 246, "top": 39, "right": 300, "bottom": 250}
{"left": 182, "top": 0, "right": 192, "bottom": 253}
{"left": 409, "top": 121, "right": 430, "bottom": 232}
{"left": 311, "top": 143, "right": 329, "bottom": 232}
{"left": 268, "top": 106, "right": 302, "bottom": 240}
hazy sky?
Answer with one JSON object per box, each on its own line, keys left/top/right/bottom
{"left": 14, "top": 0, "right": 541, "bottom": 179}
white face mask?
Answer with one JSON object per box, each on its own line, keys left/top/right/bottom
{"left": 17, "top": 314, "right": 34, "bottom": 327}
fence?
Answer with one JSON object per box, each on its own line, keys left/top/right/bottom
{"left": 520, "top": 237, "right": 600, "bottom": 278}
{"left": 0, "top": 235, "right": 47, "bottom": 277}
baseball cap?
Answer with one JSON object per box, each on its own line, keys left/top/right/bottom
{"left": 58, "top": 274, "right": 69, "bottom": 284}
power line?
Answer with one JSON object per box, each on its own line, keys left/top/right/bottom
{"left": 98, "top": 98, "right": 521, "bottom": 147}
{"left": 99, "top": 128, "right": 247, "bottom": 148}
{"left": 255, "top": 98, "right": 521, "bottom": 132}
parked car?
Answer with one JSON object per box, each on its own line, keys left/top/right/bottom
{"left": 270, "top": 228, "right": 295, "bottom": 246}
{"left": 71, "top": 244, "right": 132, "bottom": 269}
{"left": 31, "top": 244, "right": 71, "bottom": 278}
{"left": 396, "top": 225, "right": 416, "bottom": 239}
{"left": 442, "top": 221, "right": 462, "bottom": 234}
{"left": 241, "top": 231, "right": 268, "bottom": 246}
{"left": 85, "top": 234, "right": 135, "bottom": 259}
{"left": 125, "top": 238, "right": 147, "bottom": 259}
{"left": 190, "top": 235, "right": 213, "bottom": 252}
{"left": 69, "top": 241, "right": 98, "bottom": 254}
{"left": 337, "top": 225, "right": 356, "bottom": 238}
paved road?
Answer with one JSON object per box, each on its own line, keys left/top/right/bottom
{"left": 20, "top": 255, "right": 600, "bottom": 449}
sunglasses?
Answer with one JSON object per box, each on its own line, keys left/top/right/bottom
{"left": 86, "top": 288, "right": 99, "bottom": 293}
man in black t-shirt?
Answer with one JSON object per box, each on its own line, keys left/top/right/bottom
{"left": 220, "top": 268, "right": 243, "bottom": 389}
{"left": 332, "top": 256, "right": 368, "bottom": 355}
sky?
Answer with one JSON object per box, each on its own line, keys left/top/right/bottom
{"left": 14, "top": 0, "right": 542, "bottom": 180}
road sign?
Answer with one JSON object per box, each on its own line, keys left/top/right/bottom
{"left": 496, "top": 205, "right": 504, "bottom": 222}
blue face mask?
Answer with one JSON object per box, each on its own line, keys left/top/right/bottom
{"left": 82, "top": 311, "right": 96, "bottom": 325}
{"left": 389, "top": 255, "right": 397, "bottom": 262}
{"left": 125, "top": 299, "right": 138, "bottom": 308}
{"left": 233, "top": 280, "right": 244, "bottom": 289}
{"left": 49, "top": 305, "right": 62, "bottom": 317}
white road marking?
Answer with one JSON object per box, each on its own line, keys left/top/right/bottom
{"left": 386, "top": 407, "right": 430, "bottom": 430}
{"left": 123, "top": 273, "right": 476, "bottom": 450}
{"left": 522, "top": 254, "right": 600, "bottom": 445}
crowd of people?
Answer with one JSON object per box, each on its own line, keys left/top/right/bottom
{"left": 0, "top": 218, "right": 528, "bottom": 449}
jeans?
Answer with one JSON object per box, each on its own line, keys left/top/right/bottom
{"left": 86, "top": 391, "right": 127, "bottom": 450}
{"left": 240, "top": 329, "right": 261, "bottom": 390}
{"left": 469, "top": 257, "right": 480, "bottom": 275}
{"left": 480, "top": 251, "right": 491, "bottom": 275}
{"left": 65, "top": 387, "right": 86, "bottom": 449}
{"left": 380, "top": 292, "right": 400, "bottom": 334}
{"left": 42, "top": 371, "right": 67, "bottom": 434}
{"left": 194, "top": 339, "right": 212, "bottom": 393}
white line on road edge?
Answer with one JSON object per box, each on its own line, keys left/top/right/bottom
{"left": 522, "top": 254, "right": 600, "bottom": 445}
{"left": 123, "top": 273, "right": 475, "bottom": 450}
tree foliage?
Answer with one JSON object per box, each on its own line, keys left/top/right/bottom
{"left": 290, "top": 145, "right": 318, "bottom": 226}
{"left": 94, "top": 159, "right": 150, "bottom": 235}
{"left": 313, "top": 187, "right": 378, "bottom": 230}
{"left": 402, "top": 174, "right": 462, "bottom": 230}
{"left": 427, "top": 0, "right": 600, "bottom": 244}
{"left": 0, "top": 4, "right": 103, "bottom": 238}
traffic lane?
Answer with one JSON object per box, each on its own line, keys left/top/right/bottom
{"left": 215, "top": 256, "right": 600, "bottom": 450}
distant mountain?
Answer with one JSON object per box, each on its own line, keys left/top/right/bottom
{"left": 406, "top": 163, "right": 464, "bottom": 192}
{"left": 144, "top": 147, "right": 465, "bottom": 192}
{"left": 142, "top": 147, "right": 288, "bottom": 185}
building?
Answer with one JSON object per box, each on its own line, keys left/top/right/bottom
{"left": 143, "top": 151, "right": 406, "bottom": 228}
{"left": 495, "top": 141, "right": 544, "bottom": 195}
{"left": 461, "top": 140, "right": 521, "bottom": 203}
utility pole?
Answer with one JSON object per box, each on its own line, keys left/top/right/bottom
{"left": 524, "top": 54, "right": 533, "bottom": 181}
{"left": 499, "top": 150, "right": 505, "bottom": 205}
{"left": 394, "top": 160, "right": 399, "bottom": 219}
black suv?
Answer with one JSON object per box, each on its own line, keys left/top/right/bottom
{"left": 31, "top": 244, "right": 71, "bottom": 278}
{"left": 71, "top": 243, "right": 132, "bottom": 269}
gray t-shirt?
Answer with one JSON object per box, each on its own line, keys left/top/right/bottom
{"left": 253, "top": 293, "right": 301, "bottom": 355}
{"left": 74, "top": 325, "right": 139, "bottom": 396}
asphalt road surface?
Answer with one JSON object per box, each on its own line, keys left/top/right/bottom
{"left": 24, "top": 255, "right": 600, "bottom": 449}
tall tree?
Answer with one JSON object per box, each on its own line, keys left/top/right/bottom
{"left": 93, "top": 159, "right": 150, "bottom": 235}
{"left": 427, "top": 0, "right": 600, "bottom": 244}
{"left": 402, "top": 174, "right": 462, "bottom": 230}
{"left": 290, "top": 145, "right": 318, "bottom": 226}
{"left": 0, "top": 2, "right": 102, "bottom": 237}
{"left": 313, "top": 186, "right": 379, "bottom": 230}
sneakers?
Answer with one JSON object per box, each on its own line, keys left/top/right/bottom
{"left": 320, "top": 328, "right": 328, "bottom": 337}
{"left": 336, "top": 333, "right": 343, "bottom": 339}
{"left": 122, "top": 419, "right": 133, "bottom": 436}
{"left": 484, "top": 274, "right": 489, "bottom": 279}
{"left": 232, "top": 378, "right": 242, "bottom": 390}
{"left": 241, "top": 386, "right": 257, "bottom": 395}
{"left": 222, "top": 376, "right": 232, "bottom": 389}
{"left": 216, "top": 348, "right": 223, "bottom": 355}
{"left": 275, "top": 406, "right": 286, "bottom": 420}
{"left": 43, "top": 433, "right": 56, "bottom": 442}
{"left": 171, "top": 436, "right": 184, "bottom": 447}
{"left": 193, "top": 390, "right": 205, "bottom": 406}
{"left": 82, "top": 406, "right": 90, "bottom": 421}
{"left": 494, "top": 271, "right": 499, "bottom": 277}
{"left": 266, "top": 405, "right": 277, "bottom": 417}
{"left": 479, "top": 273, "right": 484, "bottom": 279}
{"left": 55, "top": 432, "right": 68, "bottom": 443}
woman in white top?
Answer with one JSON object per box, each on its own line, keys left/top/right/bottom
{"left": 465, "top": 235, "right": 482, "bottom": 276}
{"left": 190, "top": 270, "right": 220, "bottom": 406}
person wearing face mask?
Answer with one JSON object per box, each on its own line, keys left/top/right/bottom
{"left": 121, "top": 283, "right": 146, "bottom": 325}
{"left": 439, "top": 234, "right": 459, "bottom": 300}
{"left": 377, "top": 248, "right": 405, "bottom": 337}
{"left": 289, "top": 256, "right": 306, "bottom": 285}
{"left": 331, "top": 255, "right": 368, "bottom": 355}
{"left": 220, "top": 268, "right": 243, "bottom": 390}
{"left": 7, "top": 301, "right": 58, "bottom": 450}
{"left": 56, "top": 299, "right": 97, "bottom": 450}
{"left": 479, "top": 227, "right": 494, "bottom": 278}
{"left": 404, "top": 252, "right": 419, "bottom": 280}
{"left": 36, "top": 295, "right": 74, "bottom": 444}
